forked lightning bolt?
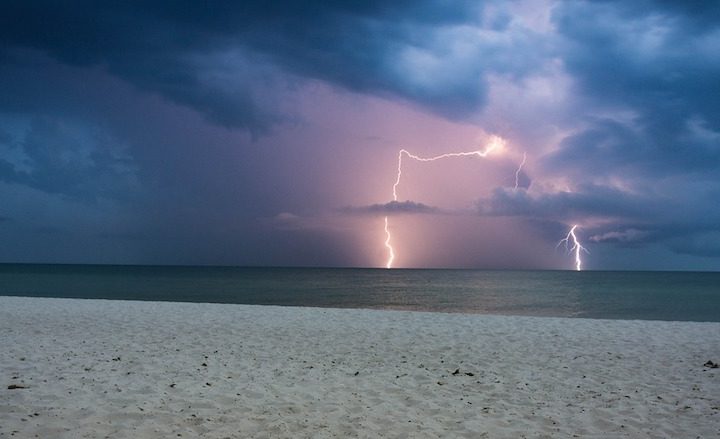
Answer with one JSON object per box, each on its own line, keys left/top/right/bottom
{"left": 383, "top": 136, "right": 506, "bottom": 268}
{"left": 557, "top": 225, "right": 589, "bottom": 271}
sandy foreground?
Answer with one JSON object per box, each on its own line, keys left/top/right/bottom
{"left": 1, "top": 297, "right": 718, "bottom": 438}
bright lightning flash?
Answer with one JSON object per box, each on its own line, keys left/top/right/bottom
{"left": 384, "top": 216, "right": 395, "bottom": 269}
{"left": 557, "top": 225, "right": 589, "bottom": 271}
{"left": 391, "top": 135, "right": 506, "bottom": 201}
{"left": 384, "top": 135, "right": 506, "bottom": 268}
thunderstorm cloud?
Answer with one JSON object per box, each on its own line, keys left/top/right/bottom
{"left": 0, "top": 0, "right": 718, "bottom": 269}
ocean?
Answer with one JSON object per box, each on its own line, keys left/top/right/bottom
{"left": 1, "top": 264, "right": 718, "bottom": 322}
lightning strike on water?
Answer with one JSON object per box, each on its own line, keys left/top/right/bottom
{"left": 557, "top": 224, "right": 589, "bottom": 271}
{"left": 514, "top": 152, "right": 527, "bottom": 190}
{"left": 383, "top": 216, "right": 395, "bottom": 269}
{"left": 384, "top": 135, "right": 506, "bottom": 268}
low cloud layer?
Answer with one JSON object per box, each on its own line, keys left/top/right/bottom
{"left": 340, "top": 201, "right": 442, "bottom": 216}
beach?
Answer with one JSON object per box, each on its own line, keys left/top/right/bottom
{"left": 1, "top": 296, "right": 718, "bottom": 438}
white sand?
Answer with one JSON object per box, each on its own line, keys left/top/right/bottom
{"left": 1, "top": 297, "right": 718, "bottom": 438}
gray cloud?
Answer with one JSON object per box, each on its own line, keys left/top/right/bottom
{"left": 542, "top": 117, "right": 720, "bottom": 186}
{"left": 589, "top": 229, "right": 650, "bottom": 244}
{"left": 476, "top": 185, "right": 666, "bottom": 222}
{"left": 340, "top": 201, "right": 442, "bottom": 216}
{"left": 549, "top": 1, "right": 720, "bottom": 178}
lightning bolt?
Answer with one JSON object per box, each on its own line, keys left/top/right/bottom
{"left": 557, "top": 224, "right": 589, "bottom": 271}
{"left": 391, "top": 136, "right": 505, "bottom": 202}
{"left": 384, "top": 135, "right": 506, "bottom": 268}
{"left": 383, "top": 216, "right": 395, "bottom": 269}
{"left": 514, "top": 152, "right": 527, "bottom": 190}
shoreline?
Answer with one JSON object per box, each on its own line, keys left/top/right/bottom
{"left": 2, "top": 293, "right": 718, "bottom": 324}
{"left": 2, "top": 296, "right": 719, "bottom": 438}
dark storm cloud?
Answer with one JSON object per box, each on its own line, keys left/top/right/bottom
{"left": 2, "top": 0, "right": 526, "bottom": 133}
{"left": 550, "top": 0, "right": 720, "bottom": 177}
{"left": 476, "top": 185, "right": 664, "bottom": 221}
{"left": 541, "top": 117, "right": 720, "bottom": 184}
{"left": 509, "top": 0, "right": 720, "bottom": 261}
{"left": 340, "top": 200, "right": 441, "bottom": 216}
{"left": 0, "top": 117, "right": 138, "bottom": 200}
{"left": 1, "top": 0, "right": 719, "bottom": 268}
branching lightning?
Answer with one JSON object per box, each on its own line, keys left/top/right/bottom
{"left": 383, "top": 135, "right": 506, "bottom": 268}
{"left": 557, "top": 225, "right": 589, "bottom": 271}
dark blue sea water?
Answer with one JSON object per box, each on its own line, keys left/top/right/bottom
{"left": 1, "top": 264, "right": 719, "bottom": 322}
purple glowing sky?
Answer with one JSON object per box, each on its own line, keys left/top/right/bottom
{"left": 1, "top": 1, "right": 719, "bottom": 270}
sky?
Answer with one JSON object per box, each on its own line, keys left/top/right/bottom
{"left": 1, "top": 0, "right": 719, "bottom": 270}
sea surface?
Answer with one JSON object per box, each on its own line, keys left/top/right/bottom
{"left": 1, "top": 264, "right": 719, "bottom": 322}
